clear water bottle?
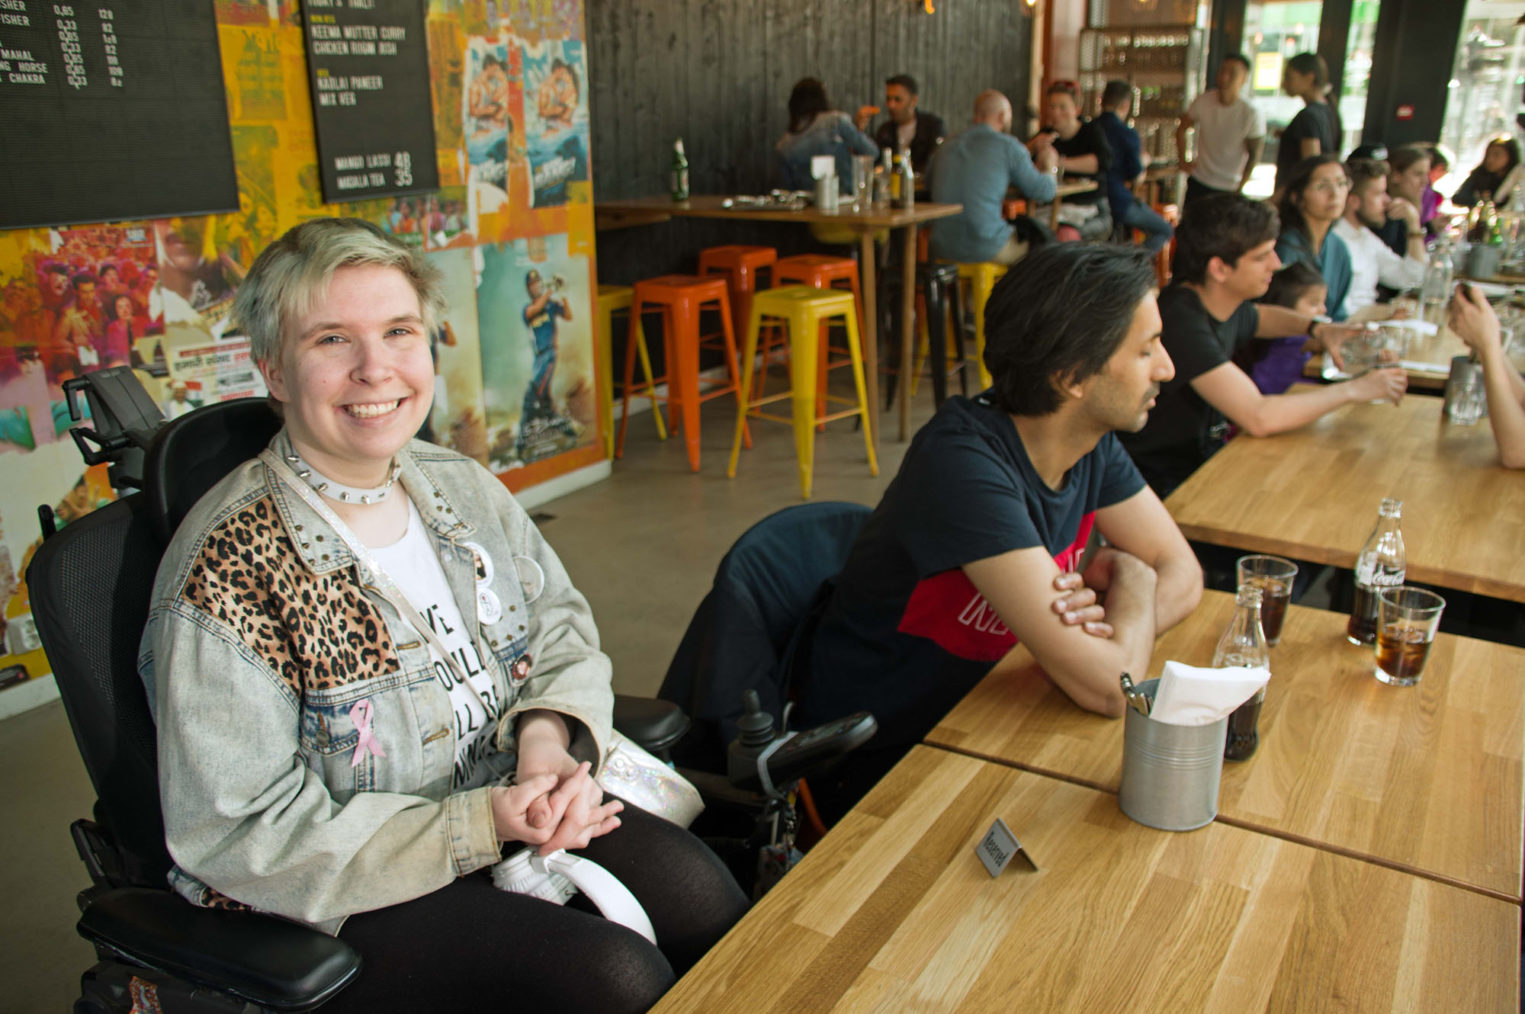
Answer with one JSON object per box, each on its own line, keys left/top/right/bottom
{"left": 1347, "top": 498, "right": 1406, "bottom": 646}
{"left": 1215, "top": 585, "right": 1270, "bottom": 762}
{"left": 1419, "top": 240, "right": 1452, "bottom": 326}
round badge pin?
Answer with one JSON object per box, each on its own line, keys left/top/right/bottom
{"left": 477, "top": 587, "right": 504, "bottom": 625}
{"left": 462, "top": 542, "right": 494, "bottom": 586}
{"left": 513, "top": 555, "right": 546, "bottom": 604}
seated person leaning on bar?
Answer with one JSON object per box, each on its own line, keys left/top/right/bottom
{"left": 798, "top": 244, "right": 1204, "bottom": 820}
{"left": 1118, "top": 193, "right": 1407, "bottom": 499}
{"left": 775, "top": 77, "right": 878, "bottom": 191}
{"left": 928, "top": 89, "right": 1057, "bottom": 266}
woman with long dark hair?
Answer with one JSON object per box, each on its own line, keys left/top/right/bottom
{"left": 1274, "top": 53, "right": 1340, "bottom": 196}
{"left": 1275, "top": 154, "right": 1352, "bottom": 320}
{"left": 1257, "top": 155, "right": 1353, "bottom": 395}
{"left": 1453, "top": 134, "right": 1523, "bottom": 207}
{"left": 775, "top": 77, "right": 878, "bottom": 190}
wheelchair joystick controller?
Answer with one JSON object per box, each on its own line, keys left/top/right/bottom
{"left": 725, "top": 690, "right": 878, "bottom": 796}
{"left": 726, "top": 690, "right": 777, "bottom": 789}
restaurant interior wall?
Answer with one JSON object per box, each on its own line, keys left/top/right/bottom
{"left": 0, "top": 0, "right": 605, "bottom": 720}
{"left": 585, "top": 0, "right": 1033, "bottom": 287}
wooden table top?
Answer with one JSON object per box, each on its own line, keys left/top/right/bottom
{"left": 1163, "top": 388, "right": 1525, "bottom": 601}
{"left": 925, "top": 590, "right": 1525, "bottom": 901}
{"left": 1305, "top": 304, "right": 1525, "bottom": 391}
{"left": 653, "top": 746, "right": 1520, "bottom": 1013}
{"left": 1306, "top": 321, "right": 1463, "bottom": 391}
{"left": 594, "top": 194, "right": 963, "bottom": 231}
{"left": 1052, "top": 179, "right": 1099, "bottom": 200}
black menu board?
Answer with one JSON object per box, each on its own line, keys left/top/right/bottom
{"left": 302, "top": 0, "right": 437, "bottom": 203}
{"left": 0, "top": 0, "right": 239, "bottom": 229}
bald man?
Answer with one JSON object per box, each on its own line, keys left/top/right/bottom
{"left": 928, "top": 90, "right": 1059, "bottom": 265}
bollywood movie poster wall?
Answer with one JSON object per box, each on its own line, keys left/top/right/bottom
{"left": 0, "top": 0, "right": 601, "bottom": 708}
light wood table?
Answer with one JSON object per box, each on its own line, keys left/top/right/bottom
{"left": 1164, "top": 389, "right": 1525, "bottom": 601}
{"left": 925, "top": 590, "right": 1525, "bottom": 902}
{"left": 593, "top": 196, "right": 963, "bottom": 447}
{"left": 653, "top": 746, "right": 1520, "bottom": 1013}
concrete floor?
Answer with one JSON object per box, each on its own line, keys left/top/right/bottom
{"left": 0, "top": 374, "right": 935, "bottom": 1010}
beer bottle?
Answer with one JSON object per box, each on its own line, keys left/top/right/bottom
{"left": 1347, "top": 498, "right": 1405, "bottom": 645}
{"left": 671, "top": 138, "right": 690, "bottom": 202}
{"left": 1486, "top": 199, "right": 1505, "bottom": 247}
{"left": 888, "top": 151, "right": 903, "bottom": 204}
{"left": 895, "top": 146, "right": 915, "bottom": 210}
{"left": 1215, "top": 585, "right": 1270, "bottom": 761}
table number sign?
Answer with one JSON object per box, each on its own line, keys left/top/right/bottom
{"left": 976, "top": 817, "right": 1038, "bottom": 877}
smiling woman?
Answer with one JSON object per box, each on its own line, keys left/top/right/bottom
{"left": 139, "top": 218, "right": 748, "bottom": 1011}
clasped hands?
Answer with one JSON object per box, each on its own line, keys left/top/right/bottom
{"left": 491, "top": 711, "right": 622, "bottom": 855}
{"left": 1051, "top": 547, "right": 1155, "bottom": 639}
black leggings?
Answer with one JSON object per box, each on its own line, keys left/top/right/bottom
{"left": 325, "top": 804, "right": 748, "bottom": 1013}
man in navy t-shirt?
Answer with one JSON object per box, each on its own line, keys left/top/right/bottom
{"left": 801, "top": 244, "right": 1205, "bottom": 817}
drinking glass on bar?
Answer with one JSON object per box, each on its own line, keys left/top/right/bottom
{"left": 851, "top": 155, "right": 875, "bottom": 208}
{"left": 1374, "top": 587, "right": 1446, "bottom": 686}
{"left": 1235, "top": 555, "right": 1298, "bottom": 646}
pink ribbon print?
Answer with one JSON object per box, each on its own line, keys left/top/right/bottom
{"left": 350, "top": 698, "right": 387, "bottom": 767}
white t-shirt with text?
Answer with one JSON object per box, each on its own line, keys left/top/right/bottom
{"left": 370, "top": 499, "right": 502, "bottom": 790}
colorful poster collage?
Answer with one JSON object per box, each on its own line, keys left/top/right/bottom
{"left": 0, "top": 0, "right": 602, "bottom": 700}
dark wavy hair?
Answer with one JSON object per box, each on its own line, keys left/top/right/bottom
{"left": 1260, "top": 260, "right": 1326, "bottom": 310}
{"left": 1277, "top": 154, "right": 1349, "bottom": 246}
{"left": 1286, "top": 52, "right": 1329, "bottom": 89}
{"left": 1171, "top": 193, "right": 1280, "bottom": 286}
{"left": 787, "top": 78, "right": 831, "bottom": 134}
{"left": 983, "top": 244, "right": 1159, "bottom": 416}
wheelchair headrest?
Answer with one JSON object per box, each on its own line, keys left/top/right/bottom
{"left": 145, "top": 398, "right": 282, "bottom": 546}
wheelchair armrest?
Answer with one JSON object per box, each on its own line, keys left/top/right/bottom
{"left": 612, "top": 694, "right": 690, "bottom": 757}
{"left": 77, "top": 887, "right": 360, "bottom": 1012}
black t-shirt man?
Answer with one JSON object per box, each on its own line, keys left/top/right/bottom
{"left": 801, "top": 394, "right": 1144, "bottom": 752}
{"left": 1117, "top": 284, "right": 1259, "bottom": 497}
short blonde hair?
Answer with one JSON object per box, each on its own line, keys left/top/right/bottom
{"left": 232, "top": 217, "right": 446, "bottom": 366}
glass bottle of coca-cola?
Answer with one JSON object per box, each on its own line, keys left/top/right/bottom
{"left": 1215, "top": 585, "right": 1270, "bottom": 762}
{"left": 1347, "top": 499, "right": 1406, "bottom": 645}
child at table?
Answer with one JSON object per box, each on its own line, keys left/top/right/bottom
{"left": 1239, "top": 261, "right": 1328, "bottom": 395}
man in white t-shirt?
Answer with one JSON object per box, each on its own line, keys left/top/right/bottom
{"left": 1332, "top": 157, "right": 1426, "bottom": 318}
{"left": 1176, "top": 55, "right": 1266, "bottom": 207}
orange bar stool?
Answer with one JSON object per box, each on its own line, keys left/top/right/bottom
{"left": 698, "top": 245, "right": 777, "bottom": 341}
{"left": 618, "top": 274, "right": 750, "bottom": 471}
{"left": 955, "top": 261, "right": 1008, "bottom": 389}
{"left": 596, "top": 285, "right": 665, "bottom": 460}
{"left": 728, "top": 286, "right": 877, "bottom": 499}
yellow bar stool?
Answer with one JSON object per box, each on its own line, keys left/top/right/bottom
{"left": 596, "top": 284, "right": 664, "bottom": 459}
{"left": 728, "top": 286, "right": 878, "bottom": 499}
{"left": 956, "top": 261, "right": 1008, "bottom": 389}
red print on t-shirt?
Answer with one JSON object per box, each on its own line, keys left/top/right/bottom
{"left": 897, "top": 513, "right": 1095, "bottom": 662}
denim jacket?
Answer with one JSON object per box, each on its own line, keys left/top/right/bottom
{"left": 138, "top": 435, "right": 613, "bottom": 934}
{"left": 776, "top": 111, "right": 879, "bottom": 191}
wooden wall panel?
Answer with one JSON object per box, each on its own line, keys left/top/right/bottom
{"left": 587, "top": 0, "right": 1033, "bottom": 284}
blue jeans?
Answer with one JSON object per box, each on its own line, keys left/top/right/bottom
{"left": 1122, "top": 201, "right": 1174, "bottom": 253}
